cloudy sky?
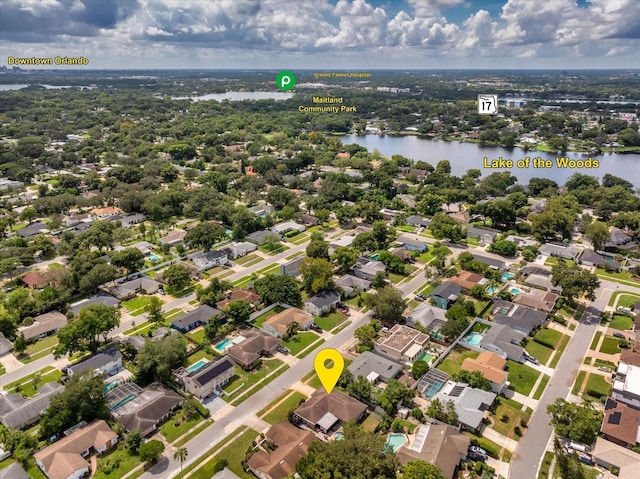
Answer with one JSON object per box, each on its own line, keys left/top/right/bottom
{"left": 1, "top": 0, "right": 639, "bottom": 69}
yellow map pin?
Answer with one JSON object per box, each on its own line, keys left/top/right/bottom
{"left": 314, "top": 348, "right": 344, "bottom": 394}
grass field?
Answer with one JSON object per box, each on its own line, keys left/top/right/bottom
{"left": 122, "top": 296, "right": 153, "bottom": 312}
{"left": 609, "top": 314, "right": 633, "bottom": 331}
{"left": 525, "top": 340, "right": 554, "bottom": 366}
{"left": 533, "top": 374, "right": 550, "bottom": 400}
{"left": 258, "top": 244, "right": 290, "bottom": 255}
{"left": 599, "top": 336, "right": 621, "bottom": 355}
{"left": 437, "top": 347, "right": 480, "bottom": 376}
{"left": 234, "top": 254, "right": 262, "bottom": 266}
{"left": 314, "top": 311, "right": 347, "bottom": 331}
{"left": 594, "top": 359, "right": 616, "bottom": 370}
{"left": 186, "top": 328, "right": 206, "bottom": 343}
{"left": 596, "top": 270, "right": 639, "bottom": 288}
{"left": 186, "top": 349, "right": 213, "bottom": 365}
{"left": 549, "top": 335, "right": 570, "bottom": 369}
{"left": 17, "top": 334, "right": 59, "bottom": 363}
{"left": 608, "top": 291, "right": 640, "bottom": 308}
{"left": 176, "top": 427, "right": 258, "bottom": 479}
{"left": 572, "top": 371, "right": 587, "bottom": 396}
{"left": 93, "top": 448, "right": 143, "bottom": 479}
{"left": 282, "top": 332, "right": 321, "bottom": 356}
{"left": 222, "top": 359, "right": 284, "bottom": 402}
{"left": 538, "top": 451, "right": 555, "bottom": 479}
{"left": 590, "top": 331, "right": 602, "bottom": 350}
{"left": 254, "top": 263, "right": 282, "bottom": 276}
{"left": 492, "top": 397, "right": 532, "bottom": 440}
{"left": 532, "top": 328, "right": 562, "bottom": 349}
{"left": 161, "top": 414, "right": 205, "bottom": 443}
{"left": 507, "top": 360, "right": 541, "bottom": 396}
{"left": 585, "top": 373, "right": 611, "bottom": 400}
{"left": 4, "top": 366, "right": 61, "bottom": 397}
{"left": 262, "top": 391, "right": 307, "bottom": 424}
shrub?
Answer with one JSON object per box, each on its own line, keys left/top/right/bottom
{"left": 514, "top": 426, "right": 522, "bottom": 437}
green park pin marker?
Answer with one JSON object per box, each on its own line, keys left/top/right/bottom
{"left": 276, "top": 71, "right": 296, "bottom": 91}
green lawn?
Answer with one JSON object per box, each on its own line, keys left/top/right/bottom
{"left": 533, "top": 328, "right": 562, "bottom": 349}
{"left": 234, "top": 254, "right": 262, "bottom": 266}
{"left": 361, "top": 413, "right": 380, "bottom": 432}
{"left": 4, "top": 367, "right": 61, "bottom": 397}
{"left": 585, "top": 373, "right": 611, "bottom": 400}
{"left": 594, "top": 359, "right": 616, "bottom": 370}
{"left": 506, "top": 360, "right": 541, "bottom": 396}
{"left": 176, "top": 427, "right": 258, "bottom": 479}
{"left": 596, "top": 270, "right": 639, "bottom": 288}
{"left": 599, "top": 336, "right": 621, "bottom": 355}
{"left": 549, "top": 335, "right": 570, "bottom": 369}
{"left": 538, "top": 451, "right": 555, "bottom": 479}
{"left": 492, "top": 397, "right": 532, "bottom": 440}
{"left": 164, "top": 308, "right": 185, "bottom": 322}
{"left": 437, "top": 347, "right": 480, "bottom": 376}
{"left": 525, "top": 341, "right": 554, "bottom": 366}
{"left": 254, "top": 263, "right": 282, "bottom": 276}
{"left": 258, "top": 244, "right": 290, "bottom": 255}
{"left": 222, "top": 359, "right": 284, "bottom": 402}
{"left": 572, "top": 371, "right": 587, "bottom": 396}
{"left": 186, "top": 349, "right": 214, "bottom": 365}
{"left": 314, "top": 311, "right": 347, "bottom": 331}
{"left": 544, "top": 257, "right": 576, "bottom": 268}
{"left": 94, "top": 447, "right": 142, "bottom": 479}
{"left": 17, "top": 334, "right": 59, "bottom": 363}
{"left": 297, "top": 338, "right": 325, "bottom": 358}
{"left": 608, "top": 291, "right": 640, "bottom": 308}
{"left": 609, "top": 314, "right": 633, "bottom": 331}
{"left": 262, "top": 391, "right": 307, "bottom": 424}
{"left": 253, "top": 306, "right": 286, "bottom": 327}
{"left": 533, "top": 374, "right": 550, "bottom": 400}
{"left": 464, "top": 432, "right": 506, "bottom": 460}
{"left": 282, "top": 332, "right": 321, "bottom": 356}
{"left": 161, "top": 415, "right": 206, "bottom": 443}
{"left": 187, "top": 328, "right": 206, "bottom": 343}
{"left": 175, "top": 419, "right": 215, "bottom": 447}
{"left": 122, "top": 296, "right": 154, "bottom": 312}
{"left": 590, "top": 331, "right": 602, "bottom": 351}
{"left": 285, "top": 251, "right": 306, "bottom": 260}
{"left": 231, "top": 275, "right": 255, "bottom": 288}
{"left": 416, "top": 283, "right": 436, "bottom": 297}
{"left": 124, "top": 321, "right": 151, "bottom": 335}
{"left": 288, "top": 233, "right": 311, "bottom": 245}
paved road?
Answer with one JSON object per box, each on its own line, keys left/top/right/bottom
{"left": 0, "top": 240, "right": 311, "bottom": 389}
{"left": 142, "top": 311, "right": 374, "bottom": 479}
{"left": 509, "top": 286, "right": 608, "bottom": 478}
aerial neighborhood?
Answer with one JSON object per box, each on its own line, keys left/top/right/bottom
{"left": 0, "top": 69, "right": 639, "bottom": 479}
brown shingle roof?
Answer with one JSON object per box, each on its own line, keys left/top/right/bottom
{"left": 34, "top": 420, "right": 117, "bottom": 479}
{"left": 226, "top": 330, "right": 280, "bottom": 367}
{"left": 448, "top": 270, "right": 484, "bottom": 291}
{"left": 294, "top": 389, "right": 367, "bottom": 426}
{"left": 263, "top": 308, "right": 312, "bottom": 336}
{"left": 461, "top": 351, "right": 508, "bottom": 386}
{"left": 17, "top": 311, "right": 67, "bottom": 341}
{"left": 247, "top": 422, "right": 315, "bottom": 479}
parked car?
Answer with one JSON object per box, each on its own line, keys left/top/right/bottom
{"left": 277, "top": 346, "right": 289, "bottom": 355}
{"left": 468, "top": 446, "right": 487, "bottom": 461}
{"left": 414, "top": 295, "right": 425, "bottom": 302}
{"left": 310, "top": 323, "right": 323, "bottom": 333}
{"left": 613, "top": 332, "right": 626, "bottom": 339}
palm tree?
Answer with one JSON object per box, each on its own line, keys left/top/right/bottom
{"left": 174, "top": 446, "right": 188, "bottom": 471}
{"left": 286, "top": 321, "right": 300, "bottom": 337}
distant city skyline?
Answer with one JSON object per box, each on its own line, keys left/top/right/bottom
{"left": 1, "top": 0, "right": 639, "bottom": 70}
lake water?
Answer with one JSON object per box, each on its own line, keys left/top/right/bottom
{"left": 172, "top": 91, "right": 294, "bottom": 102}
{"left": 340, "top": 134, "right": 640, "bottom": 186}
{"left": 0, "top": 84, "right": 92, "bottom": 91}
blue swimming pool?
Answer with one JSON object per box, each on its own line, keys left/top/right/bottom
{"left": 214, "top": 338, "right": 234, "bottom": 352}
{"left": 486, "top": 286, "right": 499, "bottom": 294}
{"left": 370, "top": 253, "right": 380, "bottom": 260}
{"left": 104, "top": 380, "right": 120, "bottom": 392}
{"left": 465, "top": 332, "right": 483, "bottom": 345}
{"left": 187, "top": 359, "right": 208, "bottom": 373}
{"left": 510, "top": 288, "right": 522, "bottom": 295}
{"left": 146, "top": 253, "right": 161, "bottom": 262}
{"left": 385, "top": 433, "right": 408, "bottom": 452}
{"left": 334, "top": 432, "right": 344, "bottom": 441}
{"left": 501, "top": 272, "right": 514, "bottom": 282}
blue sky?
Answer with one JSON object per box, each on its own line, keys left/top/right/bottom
{"left": 1, "top": 0, "right": 638, "bottom": 69}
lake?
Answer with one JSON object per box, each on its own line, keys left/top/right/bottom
{"left": 171, "top": 91, "right": 294, "bottom": 102}
{"left": 340, "top": 134, "right": 640, "bottom": 187}
{"left": 0, "top": 84, "right": 93, "bottom": 91}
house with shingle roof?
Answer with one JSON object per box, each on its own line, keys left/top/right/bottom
{"left": 248, "top": 422, "right": 315, "bottom": 479}
{"left": 293, "top": 389, "right": 368, "bottom": 433}
{"left": 226, "top": 329, "right": 280, "bottom": 370}
{"left": 34, "top": 420, "right": 118, "bottom": 479}
{"left": 17, "top": 311, "right": 67, "bottom": 342}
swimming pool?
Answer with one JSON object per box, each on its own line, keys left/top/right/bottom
{"left": 417, "top": 352, "right": 434, "bottom": 364}
{"left": 510, "top": 288, "right": 522, "bottom": 295}
{"left": 486, "top": 286, "right": 499, "bottom": 294}
{"left": 214, "top": 338, "right": 234, "bottom": 352}
{"left": 370, "top": 253, "right": 380, "bottom": 260}
{"left": 385, "top": 433, "right": 408, "bottom": 452}
{"left": 501, "top": 272, "right": 514, "bottom": 282}
{"left": 104, "top": 380, "right": 120, "bottom": 392}
{"left": 187, "top": 359, "right": 208, "bottom": 373}
{"left": 146, "top": 253, "right": 161, "bottom": 262}
{"left": 465, "top": 332, "right": 483, "bottom": 345}
{"left": 334, "top": 432, "right": 344, "bottom": 441}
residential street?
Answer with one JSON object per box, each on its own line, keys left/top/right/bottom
{"left": 509, "top": 279, "right": 622, "bottom": 478}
